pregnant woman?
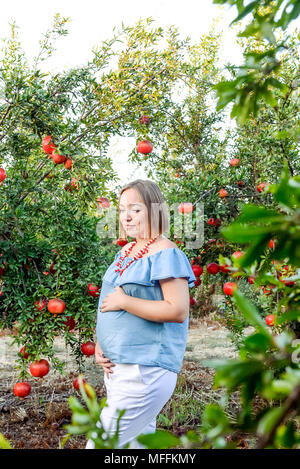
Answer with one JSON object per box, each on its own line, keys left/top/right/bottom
{"left": 85, "top": 179, "right": 196, "bottom": 449}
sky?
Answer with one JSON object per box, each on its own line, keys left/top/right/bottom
{"left": 0, "top": 0, "right": 242, "bottom": 189}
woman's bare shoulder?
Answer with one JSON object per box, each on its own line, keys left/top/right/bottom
{"left": 158, "top": 238, "right": 177, "bottom": 250}
{"left": 148, "top": 238, "right": 177, "bottom": 256}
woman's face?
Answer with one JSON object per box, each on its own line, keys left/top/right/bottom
{"left": 118, "top": 189, "right": 150, "bottom": 239}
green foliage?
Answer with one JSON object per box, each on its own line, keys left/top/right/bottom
{"left": 215, "top": 0, "right": 300, "bottom": 34}
{"left": 221, "top": 164, "right": 300, "bottom": 268}
{"left": 214, "top": 64, "right": 289, "bottom": 124}
{"left": 216, "top": 296, "right": 249, "bottom": 341}
{"left": 0, "top": 433, "right": 13, "bottom": 449}
{"left": 136, "top": 430, "right": 181, "bottom": 450}
{"left": 200, "top": 404, "right": 233, "bottom": 448}
{"left": 63, "top": 375, "right": 183, "bottom": 449}
{"left": 213, "top": 0, "right": 300, "bottom": 123}
{"left": 0, "top": 16, "right": 203, "bottom": 377}
{"left": 198, "top": 166, "right": 300, "bottom": 448}
{"left": 0, "top": 3, "right": 299, "bottom": 451}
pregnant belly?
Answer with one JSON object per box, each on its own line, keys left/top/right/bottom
{"left": 97, "top": 310, "right": 162, "bottom": 352}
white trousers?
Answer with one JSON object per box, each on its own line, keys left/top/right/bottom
{"left": 85, "top": 363, "right": 178, "bottom": 449}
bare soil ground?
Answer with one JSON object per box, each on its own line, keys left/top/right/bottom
{"left": 0, "top": 317, "right": 262, "bottom": 449}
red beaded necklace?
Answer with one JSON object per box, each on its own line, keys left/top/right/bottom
{"left": 115, "top": 234, "right": 161, "bottom": 276}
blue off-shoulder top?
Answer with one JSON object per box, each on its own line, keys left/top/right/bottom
{"left": 96, "top": 247, "right": 197, "bottom": 374}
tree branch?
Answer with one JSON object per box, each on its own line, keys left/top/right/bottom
{"left": 32, "top": 259, "right": 42, "bottom": 289}
{"left": 0, "top": 104, "right": 13, "bottom": 127}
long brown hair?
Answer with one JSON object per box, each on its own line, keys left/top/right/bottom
{"left": 118, "top": 179, "right": 169, "bottom": 239}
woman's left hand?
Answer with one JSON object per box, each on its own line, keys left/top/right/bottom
{"left": 100, "top": 286, "right": 127, "bottom": 313}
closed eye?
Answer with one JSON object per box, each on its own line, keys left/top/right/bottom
{"left": 119, "top": 210, "right": 140, "bottom": 213}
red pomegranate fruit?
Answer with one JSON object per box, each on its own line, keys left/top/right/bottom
{"left": 139, "top": 115, "right": 151, "bottom": 125}
{"left": 19, "top": 346, "right": 29, "bottom": 359}
{"left": 42, "top": 135, "right": 55, "bottom": 154}
{"left": 73, "top": 376, "right": 87, "bottom": 391}
{"left": 29, "top": 359, "right": 49, "bottom": 378}
{"left": 137, "top": 140, "right": 153, "bottom": 154}
{"left": 0, "top": 168, "right": 7, "bottom": 182}
{"left": 192, "top": 265, "right": 203, "bottom": 277}
{"left": 87, "top": 284, "right": 100, "bottom": 297}
{"left": 64, "top": 159, "right": 73, "bottom": 169}
{"left": 47, "top": 298, "right": 66, "bottom": 315}
{"left": 218, "top": 189, "right": 228, "bottom": 198}
{"left": 116, "top": 238, "right": 128, "bottom": 247}
{"left": 13, "top": 382, "right": 31, "bottom": 398}
{"left": 257, "top": 182, "right": 268, "bottom": 193}
{"left": 35, "top": 299, "right": 46, "bottom": 311}
{"left": 81, "top": 341, "right": 95, "bottom": 356}
{"left": 232, "top": 251, "right": 244, "bottom": 260}
{"left": 96, "top": 197, "right": 110, "bottom": 208}
{"left": 52, "top": 153, "right": 66, "bottom": 164}
{"left": 265, "top": 314, "right": 275, "bottom": 326}
{"left": 223, "top": 282, "right": 238, "bottom": 296}
{"left": 206, "top": 263, "right": 219, "bottom": 275}
{"left": 219, "top": 264, "right": 231, "bottom": 274}
{"left": 178, "top": 202, "right": 193, "bottom": 214}
{"left": 63, "top": 316, "right": 76, "bottom": 331}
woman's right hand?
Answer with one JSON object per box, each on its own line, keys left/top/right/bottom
{"left": 95, "top": 341, "right": 116, "bottom": 379}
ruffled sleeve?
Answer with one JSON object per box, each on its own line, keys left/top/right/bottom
{"left": 150, "top": 248, "right": 196, "bottom": 288}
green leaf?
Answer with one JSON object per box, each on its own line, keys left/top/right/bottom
{"left": 136, "top": 430, "right": 180, "bottom": 449}
{"left": 64, "top": 424, "right": 91, "bottom": 435}
{"left": 257, "top": 407, "right": 284, "bottom": 436}
{"left": 277, "top": 310, "right": 300, "bottom": 325}
{"left": 262, "top": 88, "right": 277, "bottom": 107}
{"left": 237, "top": 235, "right": 272, "bottom": 268}
{"left": 260, "top": 22, "right": 276, "bottom": 43}
{"left": 271, "top": 379, "right": 293, "bottom": 395}
{"left": 277, "top": 2, "right": 300, "bottom": 29}
{"left": 236, "top": 204, "right": 282, "bottom": 223}
{"left": 158, "top": 414, "right": 172, "bottom": 426}
{"left": 272, "top": 164, "right": 296, "bottom": 209}
{"left": 256, "top": 273, "right": 281, "bottom": 286}
{"left": 214, "top": 80, "right": 236, "bottom": 92}
{"left": 267, "top": 77, "right": 289, "bottom": 93}
{"left": 280, "top": 367, "right": 300, "bottom": 387}
{"left": 275, "top": 421, "right": 298, "bottom": 448}
{"left": 72, "top": 412, "right": 91, "bottom": 425}
{"left": 214, "top": 360, "right": 264, "bottom": 390}
{"left": 68, "top": 396, "right": 84, "bottom": 413}
{"left": 216, "top": 91, "right": 237, "bottom": 111}
{"left": 58, "top": 433, "right": 71, "bottom": 449}
{"left": 221, "top": 223, "right": 279, "bottom": 243}
{"left": 233, "top": 290, "right": 271, "bottom": 337}
{"left": 242, "top": 332, "right": 272, "bottom": 353}
{"left": 201, "top": 404, "right": 231, "bottom": 439}
{"left": 180, "top": 429, "right": 202, "bottom": 444}
{"left": 0, "top": 433, "right": 13, "bottom": 449}
{"left": 239, "top": 22, "right": 260, "bottom": 39}
{"left": 231, "top": 1, "right": 258, "bottom": 24}
{"left": 214, "top": 81, "right": 238, "bottom": 111}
